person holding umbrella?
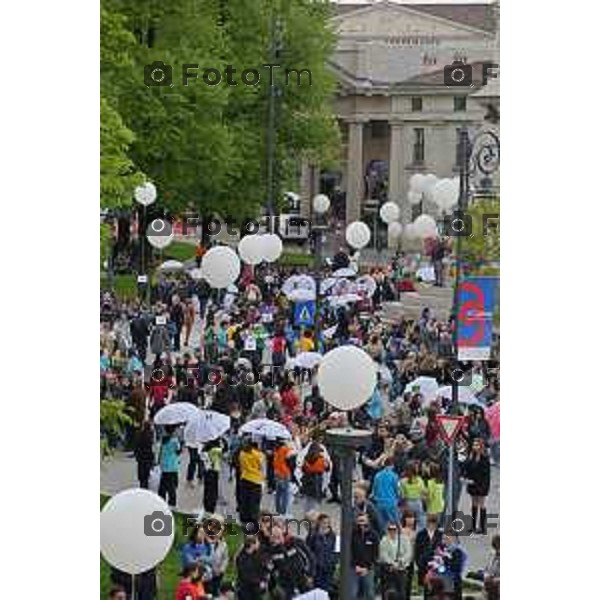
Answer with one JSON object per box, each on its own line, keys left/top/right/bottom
{"left": 201, "top": 438, "right": 224, "bottom": 514}
{"left": 158, "top": 424, "right": 182, "bottom": 507}
{"left": 237, "top": 436, "right": 265, "bottom": 526}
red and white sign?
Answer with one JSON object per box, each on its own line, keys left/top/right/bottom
{"left": 436, "top": 415, "right": 465, "bottom": 446}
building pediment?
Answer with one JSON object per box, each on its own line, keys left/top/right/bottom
{"left": 330, "top": 1, "right": 494, "bottom": 40}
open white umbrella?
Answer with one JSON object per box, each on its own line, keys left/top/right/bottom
{"left": 332, "top": 267, "right": 357, "bottom": 278}
{"left": 282, "top": 274, "right": 316, "bottom": 297}
{"left": 328, "top": 293, "right": 361, "bottom": 307}
{"left": 153, "top": 402, "right": 200, "bottom": 426}
{"left": 404, "top": 376, "right": 439, "bottom": 403}
{"left": 188, "top": 267, "right": 204, "bottom": 280}
{"left": 286, "top": 351, "right": 323, "bottom": 370}
{"left": 184, "top": 410, "right": 231, "bottom": 446}
{"left": 320, "top": 278, "right": 338, "bottom": 294}
{"left": 287, "top": 288, "right": 316, "bottom": 302}
{"left": 158, "top": 259, "right": 185, "bottom": 272}
{"left": 240, "top": 418, "right": 291, "bottom": 440}
{"left": 436, "top": 385, "right": 482, "bottom": 406}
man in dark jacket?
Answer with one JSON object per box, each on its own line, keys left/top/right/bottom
{"left": 350, "top": 512, "right": 379, "bottom": 599}
{"left": 236, "top": 535, "right": 269, "bottom": 600}
{"left": 268, "top": 526, "right": 316, "bottom": 599}
{"left": 306, "top": 514, "right": 337, "bottom": 593}
{"left": 415, "top": 513, "right": 444, "bottom": 591}
{"left": 130, "top": 312, "right": 149, "bottom": 358}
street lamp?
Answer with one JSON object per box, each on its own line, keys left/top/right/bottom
{"left": 312, "top": 193, "right": 330, "bottom": 348}
{"left": 134, "top": 182, "right": 157, "bottom": 305}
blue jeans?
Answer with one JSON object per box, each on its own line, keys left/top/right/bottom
{"left": 350, "top": 568, "right": 375, "bottom": 600}
{"left": 275, "top": 477, "right": 291, "bottom": 515}
{"left": 405, "top": 499, "right": 425, "bottom": 531}
{"left": 376, "top": 501, "right": 399, "bottom": 528}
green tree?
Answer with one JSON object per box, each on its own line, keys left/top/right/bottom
{"left": 462, "top": 197, "right": 500, "bottom": 274}
{"left": 100, "top": 399, "right": 134, "bottom": 458}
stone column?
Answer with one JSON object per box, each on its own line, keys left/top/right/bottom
{"left": 346, "top": 118, "right": 366, "bottom": 224}
{"left": 387, "top": 119, "right": 404, "bottom": 247}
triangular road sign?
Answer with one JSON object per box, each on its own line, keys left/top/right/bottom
{"left": 436, "top": 415, "right": 465, "bottom": 446}
{"left": 299, "top": 305, "right": 311, "bottom": 322}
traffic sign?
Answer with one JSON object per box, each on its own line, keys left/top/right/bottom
{"left": 436, "top": 415, "right": 464, "bottom": 446}
{"left": 294, "top": 300, "right": 316, "bottom": 326}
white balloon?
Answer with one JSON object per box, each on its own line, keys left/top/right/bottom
{"left": 413, "top": 214, "right": 439, "bottom": 239}
{"left": 238, "top": 234, "right": 264, "bottom": 265}
{"left": 312, "top": 194, "right": 331, "bottom": 215}
{"left": 262, "top": 233, "right": 283, "bottom": 263}
{"left": 422, "top": 174, "right": 439, "bottom": 201}
{"left": 202, "top": 246, "right": 241, "bottom": 288}
{"left": 134, "top": 182, "right": 157, "bottom": 206}
{"left": 379, "top": 201, "right": 400, "bottom": 224}
{"left": 408, "top": 190, "right": 423, "bottom": 205}
{"left": 345, "top": 221, "right": 371, "bottom": 249}
{"left": 147, "top": 232, "right": 173, "bottom": 250}
{"left": 317, "top": 345, "right": 378, "bottom": 411}
{"left": 409, "top": 173, "right": 427, "bottom": 194}
{"left": 388, "top": 221, "right": 403, "bottom": 239}
{"left": 100, "top": 489, "right": 174, "bottom": 575}
{"left": 432, "top": 178, "right": 460, "bottom": 210}
{"left": 403, "top": 223, "right": 418, "bottom": 239}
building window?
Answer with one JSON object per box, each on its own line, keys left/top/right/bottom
{"left": 370, "top": 121, "right": 388, "bottom": 139}
{"left": 413, "top": 128, "right": 425, "bottom": 164}
{"left": 454, "top": 96, "right": 467, "bottom": 112}
{"left": 411, "top": 97, "right": 423, "bottom": 112}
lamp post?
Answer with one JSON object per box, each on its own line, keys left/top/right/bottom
{"left": 312, "top": 193, "right": 330, "bottom": 348}
{"left": 134, "top": 182, "right": 157, "bottom": 306}
{"left": 325, "top": 428, "right": 372, "bottom": 600}
{"left": 449, "top": 126, "right": 500, "bottom": 515}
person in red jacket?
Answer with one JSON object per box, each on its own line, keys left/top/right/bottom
{"left": 174, "top": 563, "right": 206, "bottom": 600}
{"left": 280, "top": 381, "right": 300, "bottom": 415}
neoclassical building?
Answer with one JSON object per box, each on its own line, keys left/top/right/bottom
{"left": 300, "top": 0, "right": 500, "bottom": 226}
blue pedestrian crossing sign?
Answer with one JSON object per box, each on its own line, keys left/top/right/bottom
{"left": 294, "top": 301, "right": 316, "bottom": 326}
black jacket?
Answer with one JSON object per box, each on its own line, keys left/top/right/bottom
{"left": 236, "top": 548, "right": 268, "bottom": 590}
{"left": 269, "top": 538, "right": 316, "bottom": 591}
{"left": 464, "top": 454, "right": 491, "bottom": 496}
{"left": 350, "top": 526, "right": 379, "bottom": 569}
{"left": 415, "top": 528, "right": 444, "bottom": 580}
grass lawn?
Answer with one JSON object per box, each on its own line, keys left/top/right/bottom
{"left": 100, "top": 494, "right": 243, "bottom": 600}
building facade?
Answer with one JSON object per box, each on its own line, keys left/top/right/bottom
{"left": 300, "top": 0, "right": 499, "bottom": 228}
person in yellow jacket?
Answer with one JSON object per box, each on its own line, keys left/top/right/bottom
{"left": 237, "top": 437, "right": 265, "bottom": 525}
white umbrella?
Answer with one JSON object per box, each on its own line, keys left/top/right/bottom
{"left": 282, "top": 275, "right": 316, "bottom": 296}
{"left": 188, "top": 267, "right": 204, "bottom": 280}
{"left": 184, "top": 410, "right": 231, "bottom": 446}
{"left": 320, "top": 278, "right": 338, "bottom": 294}
{"left": 332, "top": 267, "right": 357, "bottom": 278}
{"left": 240, "top": 418, "right": 291, "bottom": 440}
{"left": 158, "top": 259, "right": 185, "bottom": 272}
{"left": 436, "top": 385, "right": 482, "bottom": 406}
{"left": 287, "top": 288, "right": 316, "bottom": 302}
{"left": 328, "top": 293, "right": 361, "bottom": 307}
{"left": 153, "top": 402, "right": 200, "bottom": 426}
{"left": 416, "top": 265, "right": 436, "bottom": 283}
{"left": 286, "top": 351, "right": 323, "bottom": 370}
{"left": 404, "top": 376, "right": 439, "bottom": 402}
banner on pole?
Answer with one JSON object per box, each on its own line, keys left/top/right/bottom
{"left": 457, "top": 276, "right": 499, "bottom": 361}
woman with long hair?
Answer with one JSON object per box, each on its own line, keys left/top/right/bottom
{"left": 400, "top": 510, "right": 417, "bottom": 599}
{"left": 463, "top": 437, "right": 491, "bottom": 534}
{"left": 400, "top": 462, "right": 427, "bottom": 531}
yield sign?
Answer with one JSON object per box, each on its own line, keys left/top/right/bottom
{"left": 436, "top": 415, "right": 465, "bottom": 446}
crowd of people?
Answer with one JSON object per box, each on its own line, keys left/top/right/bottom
{"left": 101, "top": 246, "right": 500, "bottom": 600}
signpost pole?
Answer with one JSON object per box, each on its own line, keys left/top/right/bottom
{"left": 448, "top": 440, "right": 454, "bottom": 519}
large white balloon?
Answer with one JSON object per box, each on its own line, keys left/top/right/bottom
{"left": 238, "top": 234, "right": 264, "bottom": 265}
{"left": 134, "top": 182, "right": 157, "bottom": 206}
{"left": 413, "top": 214, "right": 439, "bottom": 239}
{"left": 422, "top": 174, "right": 439, "bottom": 201}
{"left": 432, "top": 178, "right": 460, "bottom": 211}
{"left": 409, "top": 173, "right": 427, "bottom": 194}
{"left": 202, "top": 245, "right": 241, "bottom": 288}
{"left": 345, "top": 221, "right": 371, "bottom": 249}
{"left": 379, "top": 201, "right": 400, "bottom": 224}
{"left": 403, "top": 223, "right": 418, "bottom": 240}
{"left": 408, "top": 190, "right": 423, "bottom": 206}
{"left": 388, "top": 221, "right": 403, "bottom": 239}
{"left": 317, "top": 346, "right": 378, "bottom": 411}
{"left": 100, "top": 489, "right": 174, "bottom": 575}
{"left": 312, "top": 194, "right": 331, "bottom": 215}
{"left": 262, "top": 233, "right": 283, "bottom": 263}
